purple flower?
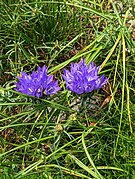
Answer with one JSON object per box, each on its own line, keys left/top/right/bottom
{"left": 14, "top": 66, "right": 61, "bottom": 98}
{"left": 62, "top": 59, "right": 108, "bottom": 94}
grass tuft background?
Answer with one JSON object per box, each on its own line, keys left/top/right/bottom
{"left": 0, "top": 0, "right": 135, "bottom": 178}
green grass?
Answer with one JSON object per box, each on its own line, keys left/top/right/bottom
{"left": 0, "top": 0, "right": 135, "bottom": 178}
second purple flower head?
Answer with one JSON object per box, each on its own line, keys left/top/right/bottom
{"left": 63, "top": 59, "right": 108, "bottom": 94}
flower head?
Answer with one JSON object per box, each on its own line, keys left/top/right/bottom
{"left": 14, "top": 66, "right": 60, "bottom": 98}
{"left": 62, "top": 59, "right": 108, "bottom": 94}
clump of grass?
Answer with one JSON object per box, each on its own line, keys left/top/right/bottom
{"left": 0, "top": 0, "right": 135, "bottom": 178}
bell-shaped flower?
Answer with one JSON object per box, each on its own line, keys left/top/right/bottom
{"left": 14, "top": 66, "right": 60, "bottom": 98}
{"left": 63, "top": 59, "right": 108, "bottom": 94}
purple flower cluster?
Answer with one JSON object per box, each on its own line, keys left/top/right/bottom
{"left": 63, "top": 59, "right": 108, "bottom": 94}
{"left": 14, "top": 59, "right": 108, "bottom": 97}
{"left": 14, "top": 66, "right": 60, "bottom": 98}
